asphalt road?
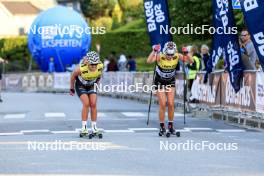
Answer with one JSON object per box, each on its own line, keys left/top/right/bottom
{"left": 0, "top": 92, "right": 263, "bottom": 176}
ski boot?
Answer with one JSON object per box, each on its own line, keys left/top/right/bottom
{"left": 79, "top": 128, "right": 89, "bottom": 138}
{"left": 158, "top": 126, "right": 166, "bottom": 137}
{"left": 166, "top": 123, "right": 180, "bottom": 138}
{"left": 89, "top": 126, "right": 103, "bottom": 139}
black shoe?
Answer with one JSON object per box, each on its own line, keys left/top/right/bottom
{"left": 159, "top": 127, "right": 166, "bottom": 136}
{"left": 168, "top": 124, "right": 175, "bottom": 134}
{"left": 0, "top": 99, "right": 2, "bottom": 103}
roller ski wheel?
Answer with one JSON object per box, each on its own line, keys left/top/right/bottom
{"left": 168, "top": 131, "right": 181, "bottom": 137}
{"left": 166, "top": 132, "right": 171, "bottom": 138}
{"left": 88, "top": 133, "right": 93, "bottom": 139}
{"left": 175, "top": 131, "right": 181, "bottom": 137}
{"left": 168, "top": 125, "right": 181, "bottom": 137}
{"left": 89, "top": 131, "right": 103, "bottom": 139}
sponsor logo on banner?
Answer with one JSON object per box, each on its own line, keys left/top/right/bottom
{"left": 46, "top": 75, "right": 54, "bottom": 87}
{"left": 232, "top": 0, "right": 241, "bottom": 9}
{"left": 53, "top": 73, "right": 71, "bottom": 89}
{"left": 38, "top": 75, "right": 45, "bottom": 87}
{"left": 4, "top": 74, "right": 22, "bottom": 91}
{"left": 144, "top": 0, "right": 172, "bottom": 48}
{"left": 225, "top": 78, "right": 251, "bottom": 106}
{"left": 30, "top": 75, "right": 37, "bottom": 88}
{"left": 190, "top": 73, "right": 221, "bottom": 105}
{"left": 22, "top": 76, "right": 29, "bottom": 88}
{"left": 196, "top": 82, "right": 217, "bottom": 104}
{"left": 222, "top": 72, "right": 256, "bottom": 111}
{"left": 256, "top": 72, "right": 264, "bottom": 113}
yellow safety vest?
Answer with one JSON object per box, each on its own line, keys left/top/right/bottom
{"left": 188, "top": 56, "right": 200, "bottom": 80}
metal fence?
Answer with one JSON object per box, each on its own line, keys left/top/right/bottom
{"left": 2, "top": 71, "right": 264, "bottom": 121}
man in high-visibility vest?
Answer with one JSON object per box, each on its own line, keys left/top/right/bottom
{"left": 187, "top": 46, "right": 201, "bottom": 90}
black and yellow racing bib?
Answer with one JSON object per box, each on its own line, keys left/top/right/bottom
{"left": 155, "top": 54, "right": 179, "bottom": 79}
{"left": 77, "top": 62, "right": 104, "bottom": 86}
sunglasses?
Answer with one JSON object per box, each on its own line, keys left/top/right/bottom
{"left": 166, "top": 54, "right": 174, "bottom": 57}
{"left": 241, "top": 34, "right": 248, "bottom": 37}
{"left": 90, "top": 64, "right": 98, "bottom": 66}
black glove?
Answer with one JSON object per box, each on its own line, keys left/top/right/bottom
{"left": 70, "top": 89, "right": 75, "bottom": 96}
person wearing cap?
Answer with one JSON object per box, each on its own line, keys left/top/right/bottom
{"left": 70, "top": 51, "right": 104, "bottom": 137}
{"left": 147, "top": 42, "right": 193, "bottom": 136}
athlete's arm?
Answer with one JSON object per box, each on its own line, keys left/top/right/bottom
{"left": 147, "top": 44, "right": 161, "bottom": 63}
{"left": 147, "top": 51, "right": 160, "bottom": 63}
{"left": 70, "top": 66, "right": 81, "bottom": 90}
{"left": 179, "top": 53, "right": 193, "bottom": 63}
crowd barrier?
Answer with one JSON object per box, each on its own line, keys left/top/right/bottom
{"left": 2, "top": 71, "right": 264, "bottom": 119}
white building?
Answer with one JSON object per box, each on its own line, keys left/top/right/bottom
{"left": 0, "top": 0, "right": 81, "bottom": 38}
{"left": 57, "top": 0, "right": 81, "bottom": 13}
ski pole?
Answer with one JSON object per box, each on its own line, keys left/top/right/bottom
{"left": 147, "top": 54, "right": 158, "bottom": 126}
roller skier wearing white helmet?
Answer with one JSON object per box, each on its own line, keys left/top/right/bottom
{"left": 70, "top": 51, "right": 104, "bottom": 138}
{"left": 147, "top": 42, "right": 193, "bottom": 137}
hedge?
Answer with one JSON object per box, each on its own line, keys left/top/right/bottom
{"left": 91, "top": 30, "right": 211, "bottom": 59}
{"left": 0, "top": 31, "right": 212, "bottom": 72}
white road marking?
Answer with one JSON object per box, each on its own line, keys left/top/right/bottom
{"left": 0, "top": 132, "right": 23, "bottom": 136}
{"left": 3, "top": 114, "right": 25, "bottom": 119}
{"left": 51, "top": 131, "right": 78, "bottom": 134}
{"left": 0, "top": 175, "right": 133, "bottom": 176}
{"left": 122, "top": 112, "right": 145, "bottom": 117}
{"left": 75, "top": 128, "right": 104, "bottom": 132}
{"left": 128, "top": 128, "right": 159, "bottom": 131}
{"left": 44, "top": 113, "right": 66, "bottom": 118}
{"left": 104, "top": 129, "right": 134, "bottom": 133}
{"left": 216, "top": 129, "right": 246, "bottom": 133}
{"left": 21, "top": 129, "right": 50, "bottom": 133}
{"left": 184, "top": 127, "right": 213, "bottom": 131}
{"left": 98, "top": 113, "right": 107, "bottom": 117}
{"left": 176, "top": 129, "right": 191, "bottom": 132}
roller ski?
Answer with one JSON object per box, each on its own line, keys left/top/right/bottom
{"left": 88, "top": 126, "right": 103, "bottom": 139}
{"left": 158, "top": 126, "right": 167, "bottom": 137}
{"left": 79, "top": 128, "right": 89, "bottom": 138}
{"left": 166, "top": 123, "right": 180, "bottom": 138}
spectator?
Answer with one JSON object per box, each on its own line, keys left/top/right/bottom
{"left": 48, "top": 57, "right": 55, "bottom": 73}
{"left": 201, "top": 45, "right": 210, "bottom": 71}
{"left": 107, "top": 57, "right": 118, "bottom": 72}
{"left": 0, "top": 57, "right": 7, "bottom": 102}
{"left": 103, "top": 57, "right": 110, "bottom": 72}
{"left": 240, "top": 28, "right": 258, "bottom": 70}
{"left": 187, "top": 45, "right": 201, "bottom": 90}
{"left": 127, "top": 55, "right": 137, "bottom": 72}
{"left": 118, "top": 54, "right": 127, "bottom": 71}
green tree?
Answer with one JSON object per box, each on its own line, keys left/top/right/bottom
{"left": 80, "top": 0, "right": 117, "bottom": 19}
{"left": 118, "top": 0, "right": 142, "bottom": 11}
{"left": 169, "top": 0, "right": 212, "bottom": 40}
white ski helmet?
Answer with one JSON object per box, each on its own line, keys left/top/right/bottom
{"left": 86, "top": 51, "right": 100, "bottom": 64}
{"left": 163, "top": 42, "right": 177, "bottom": 55}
